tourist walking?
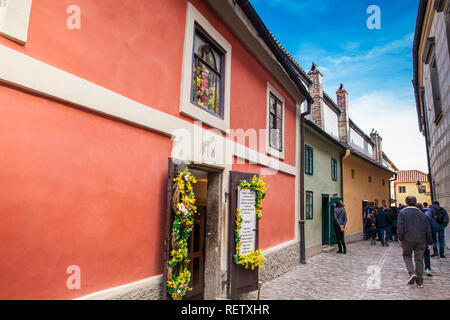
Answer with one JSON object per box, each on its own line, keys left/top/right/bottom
{"left": 426, "top": 201, "right": 449, "bottom": 258}
{"left": 385, "top": 206, "right": 394, "bottom": 242}
{"left": 363, "top": 204, "right": 370, "bottom": 240}
{"left": 398, "top": 196, "right": 433, "bottom": 288}
{"left": 424, "top": 211, "right": 437, "bottom": 276}
{"left": 376, "top": 207, "right": 389, "bottom": 246}
{"left": 367, "top": 211, "right": 377, "bottom": 245}
{"left": 334, "top": 201, "right": 347, "bottom": 254}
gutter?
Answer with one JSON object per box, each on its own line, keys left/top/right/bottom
{"left": 235, "top": 0, "right": 314, "bottom": 105}
{"left": 412, "top": 0, "right": 428, "bottom": 131}
{"left": 298, "top": 102, "right": 311, "bottom": 264}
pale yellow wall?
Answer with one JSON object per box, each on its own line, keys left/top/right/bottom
{"left": 342, "top": 155, "right": 393, "bottom": 236}
{"left": 395, "top": 182, "right": 432, "bottom": 206}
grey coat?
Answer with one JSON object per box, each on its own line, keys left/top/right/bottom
{"left": 334, "top": 207, "right": 347, "bottom": 227}
{"left": 397, "top": 206, "right": 433, "bottom": 245}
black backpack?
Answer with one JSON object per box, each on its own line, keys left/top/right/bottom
{"left": 432, "top": 207, "right": 446, "bottom": 225}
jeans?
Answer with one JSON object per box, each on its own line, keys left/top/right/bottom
{"left": 424, "top": 247, "right": 431, "bottom": 270}
{"left": 385, "top": 226, "right": 393, "bottom": 242}
{"left": 334, "top": 224, "right": 346, "bottom": 252}
{"left": 363, "top": 219, "right": 367, "bottom": 237}
{"left": 378, "top": 228, "right": 386, "bottom": 245}
{"left": 369, "top": 227, "right": 377, "bottom": 240}
{"left": 402, "top": 241, "right": 426, "bottom": 284}
{"left": 433, "top": 225, "right": 446, "bottom": 256}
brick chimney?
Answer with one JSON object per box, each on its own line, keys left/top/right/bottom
{"left": 307, "top": 63, "right": 324, "bottom": 129}
{"left": 370, "top": 129, "right": 383, "bottom": 163}
{"left": 336, "top": 83, "right": 349, "bottom": 143}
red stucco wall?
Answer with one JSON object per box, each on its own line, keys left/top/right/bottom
{"left": 0, "top": 85, "right": 172, "bottom": 299}
{"left": 0, "top": 0, "right": 298, "bottom": 299}
{"left": 0, "top": 0, "right": 297, "bottom": 166}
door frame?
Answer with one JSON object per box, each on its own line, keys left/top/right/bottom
{"left": 162, "top": 158, "right": 224, "bottom": 300}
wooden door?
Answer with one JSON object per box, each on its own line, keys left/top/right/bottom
{"left": 228, "top": 171, "right": 259, "bottom": 298}
{"left": 162, "top": 158, "right": 187, "bottom": 300}
{"left": 185, "top": 205, "right": 206, "bottom": 299}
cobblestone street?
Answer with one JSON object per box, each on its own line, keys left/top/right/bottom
{"left": 245, "top": 240, "right": 450, "bottom": 300}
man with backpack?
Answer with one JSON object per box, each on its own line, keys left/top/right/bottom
{"left": 427, "top": 201, "right": 449, "bottom": 258}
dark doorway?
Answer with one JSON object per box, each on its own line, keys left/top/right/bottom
{"left": 322, "top": 195, "right": 330, "bottom": 245}
{"left": 163, "top": 159, "right": 223, "bottom": 301}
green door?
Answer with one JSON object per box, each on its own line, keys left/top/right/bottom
{"left": 328, "top": 197, "right": 343, "bottom": 245}
{"left": 322, "top": 196, "right": 330, "bottom": 245}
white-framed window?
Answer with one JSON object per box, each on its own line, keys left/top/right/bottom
{"left": 266, "top": 82, "right": 285, "bottom": 159}
{"left": 179, "top": 2, "right": 231, "bottom": 132}
{"left": 0, "top": 0, "right": 32, "bottom": 45}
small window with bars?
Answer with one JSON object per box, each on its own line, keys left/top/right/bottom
{"left": 305, "top": 145, "right": 313, "bottom": 175}
{"left": 331, "top": 158, "right": 338, "bottom": 181}
{"left": 398, "top": 186, "right": 406, "bottom": 193}
{"left": 306, "top": 191, "right": 313, "bottom": 220}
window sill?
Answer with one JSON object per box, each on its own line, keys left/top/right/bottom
{"left": 266, "top": 145, "right": 285, "bottom": 160}
{"left": 434, "top": 111, "right": 443, "bottom": 125}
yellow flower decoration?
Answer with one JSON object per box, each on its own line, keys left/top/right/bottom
{"left": 233, "top": 175, "right": 268, "bottom": 270}
{"left": 167, "top": 167, "right": 197, "bottom": 300}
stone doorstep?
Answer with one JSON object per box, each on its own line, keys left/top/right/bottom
{"left": 322, "top": 245, "right": 337, "bottom": 253}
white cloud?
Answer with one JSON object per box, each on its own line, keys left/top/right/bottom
{"left": 349, "top": 91, "right": 428, "bottom": 173}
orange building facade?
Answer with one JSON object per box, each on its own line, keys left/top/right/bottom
{"left": 0, "top": 0, "right": 313, "bottom": 299}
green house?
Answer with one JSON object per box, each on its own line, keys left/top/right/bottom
{"left": 304, "top": 119, "right": 345, "bottom": 258}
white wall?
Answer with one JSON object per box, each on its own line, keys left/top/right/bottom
{"left": 349, "top": 127, "right": 373, "bottom": 157}
{"left": 323, "top": 104, "right": 339, "bottom": 138}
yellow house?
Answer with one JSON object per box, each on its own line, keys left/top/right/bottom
{"left": 394, "top": 170, "right": 432, "bottom": 206}
{"left": 342, "top": 149, "right": 395, "bottom": 239}
{"left": 310, "top": 84, "right": 398, "bottom": 242}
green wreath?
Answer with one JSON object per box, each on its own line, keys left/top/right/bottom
{"left": 166, "top": 167, "right": 197, "bottom": 300}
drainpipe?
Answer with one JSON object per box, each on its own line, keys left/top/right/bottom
{"left": 299, "top": 101, "right": 311, "bottom": 264}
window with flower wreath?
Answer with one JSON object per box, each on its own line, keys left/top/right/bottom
{"left": 191, "top": 24, "right": 225, "bottom": 118}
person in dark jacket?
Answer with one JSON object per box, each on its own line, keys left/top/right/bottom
{"left": 398, "top": 196, "right": 433, "bottom": 288}
{"left": 384, "top": 206, "right": 394, "bottom": 243}
{"left": 376, "top": 207, "right": 389, "bottom": 246}
{"left": 367, "top": 211, "right": 377, "bottom": 245}
{"left": 426, "top": 201, "right": 449, "bottom": 258}
{"left": 424, "top": 214, "right": 437, "bottom": 276}
{"left": 334, "top": 201, "right": 347, "bottom": 254}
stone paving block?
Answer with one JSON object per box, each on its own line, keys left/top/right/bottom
{"left": 240, "top": 240, "right": 450, "bottom": 300}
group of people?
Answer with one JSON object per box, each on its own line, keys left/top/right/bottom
{"left": 335, "top": 197, "right": 448, "bottom": 288}
{"left": 363, "top": 204, "right": 398, "bottom": 246}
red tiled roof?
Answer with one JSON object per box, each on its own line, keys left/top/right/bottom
{"left": 396, "top": 170, "right": 428, "bottom": 183}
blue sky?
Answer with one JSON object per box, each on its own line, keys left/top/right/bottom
{"left": 251, "top": 0, "right": 428, "bottom": 172}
